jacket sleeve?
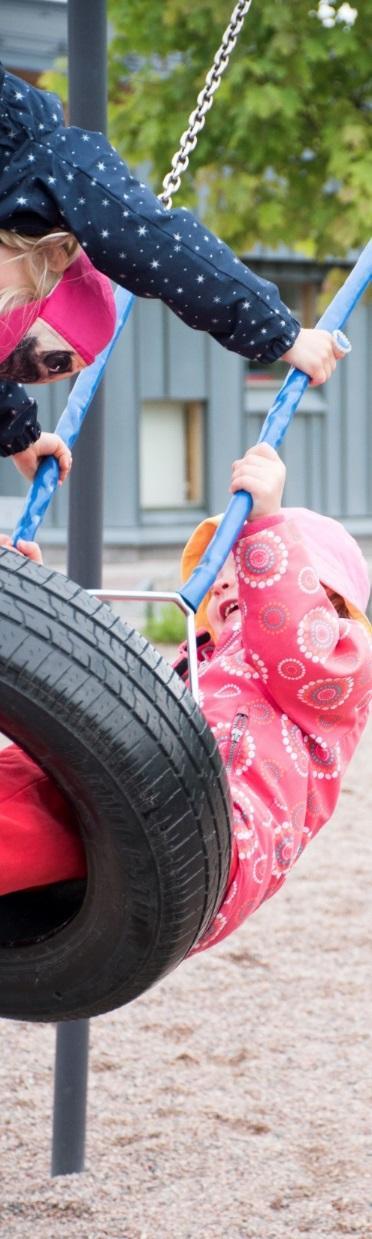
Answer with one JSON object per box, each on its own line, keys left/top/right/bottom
{"left": 0, "top": 381, "right": 40, "bottom": 456}
{"left": 44, "top": 125, "right": 301, "bottom": 363}
{"left": 233, "top": 513, "right": 372, "bottom": 741}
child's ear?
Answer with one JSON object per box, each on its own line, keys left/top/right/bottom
{"left": 42, "top": 236, "right": 75, "bottom": 275}
{"left": 46, "top": 247, "right": 70, "bottom": 274}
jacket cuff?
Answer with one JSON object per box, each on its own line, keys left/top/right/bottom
{"left": 259, "top": 320, "right": 301, "bottom": 363}
{"left": 0, "top": 383, "right": 41, "bottom": 457}
{"left": 0, "top": 419, "right": 41, "bottom": 457}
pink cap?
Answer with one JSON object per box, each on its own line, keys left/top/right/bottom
{"left": 0, "top": 250, "right": 116, "bottom": 374}
{"left": 286, "top": 507, "right": 370, "bottom": 614}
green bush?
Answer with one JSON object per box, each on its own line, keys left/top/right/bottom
{"left": 143, "top": 603, "right": 186, "bottom": 645}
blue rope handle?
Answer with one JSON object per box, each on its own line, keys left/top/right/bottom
{"left": 12, "top": 287, "right": 135, "bottom": 544}
{"left": 181, "top": 239, "right": 372, "bottom": 612}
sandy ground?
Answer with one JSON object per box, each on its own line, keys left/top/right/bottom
{"left": 0, "top": 694, "right": 371, "bottom": 1238}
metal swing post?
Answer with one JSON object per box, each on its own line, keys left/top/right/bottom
{"left": 51, "top": 0, "right": 107, "bottom": 1178}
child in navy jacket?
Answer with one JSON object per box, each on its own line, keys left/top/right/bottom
{"left": 0, "top": 67, "right": 346, "bottom": 471}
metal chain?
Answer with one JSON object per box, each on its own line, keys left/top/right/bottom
{"left": 159, "top": 0, "right": 253, "bottom": 209}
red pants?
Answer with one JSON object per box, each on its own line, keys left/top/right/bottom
{"left": 0, "top": 746, "right": 238, "bottom": 902}
{"left": 0, "top": 745, "right": 86, "bottom": 896}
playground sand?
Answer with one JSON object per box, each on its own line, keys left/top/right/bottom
{"left": 0, "top": 715, "right": 371, "bottom": 1238}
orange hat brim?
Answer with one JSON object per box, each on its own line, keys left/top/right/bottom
{"left": 180, "top": 514, "right": 222, "bottom": 634}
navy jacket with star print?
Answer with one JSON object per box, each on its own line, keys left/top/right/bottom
{"left": 0, "top": 66, "right": 300, "bottom": 456}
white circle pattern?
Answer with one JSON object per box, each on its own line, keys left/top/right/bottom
{"left": 280, "top": 714, "right": 308, "bottom": 778}
{"left": 248, "top": 650, "right": 269, "bottom": 683}
{"left": 278, "top": 657, "right": 306, "bottom": 681}
{"left": 297, "top": 606, "right": 338, "bottom": 664}
{"left": 298, "top": 565, "right": 320, "bottom": 594}
{"left": 235, "top": 529, "right": 288, "bottom": 590}
{"left": 307, "top": 734, "right": 341, "bottom": 780}
{"left": 298, "top": 676, "right": 354, "bottom": 711}
{"left": 218, "top": 644, "right": 263, "bottom": 681}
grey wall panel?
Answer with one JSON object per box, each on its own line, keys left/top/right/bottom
{"left": 324, "top": 365, "right": 344, "bottom": 516}
{"left": 308, "top": 414, "right": 326, "bottom": 512}
{"left": 137, "top": 300, "right": 165, "bottom": 400}
{"left": 40, "top": 379, "right": 72, "bottom": 530}
{"left": 207, "top": 341, "right": 244, "bottom": 514}
{"left": 243, "top": 414, "right": 264, "bottom": 450}
{"left": 167, "top": 312, "right": 208, "bottom": 400}
{"left": 104, "top": 309, "right": 139, "bottom": 528}
{"left": 0, "top": 454, "right": 27, "bottom": 504}
{"left": 280, "top": 416, "right": 309, "bottom": 507}
{"left": 343, "top": 306, "right": 369, "bottom": 517}
{"left": 324, "top": 303, "right": 371, "bottom": 520}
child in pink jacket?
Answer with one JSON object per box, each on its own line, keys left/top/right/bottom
{"left": 177, "top": 443, "right": 372, "bottom": 950}
{"left": 0, "top": 443, "right": 371, "bottom": 954}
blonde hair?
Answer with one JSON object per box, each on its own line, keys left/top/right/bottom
{"left": 0, "top": 229, "right": 80, "bottom": 316}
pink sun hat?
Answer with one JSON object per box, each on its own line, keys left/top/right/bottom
{"left": 0, "top": 250, "right": 116, "bottom": 368}
{"left": 286, "top": 507, "right": 370, "bottom": 615}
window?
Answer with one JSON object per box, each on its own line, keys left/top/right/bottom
{"left": 140, "top": 400, "right": 205, "bottom": 509}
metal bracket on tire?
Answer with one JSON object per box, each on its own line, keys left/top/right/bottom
{"left": 89, "top": 589, "right": 200, "bottom": 702}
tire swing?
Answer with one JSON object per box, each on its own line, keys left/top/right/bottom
{"left": 0, "top": 551, "right": 232, "bottom": 1022}
{"left": 0, "top": 14, "right": 371, "bottom": 1024}
{"left": 0, "top": 0, "right": 253, "bottom": 1024}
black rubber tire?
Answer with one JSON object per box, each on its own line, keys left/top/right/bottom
{"left": 0, "top": 549, "right": 231, "bottom": 1023}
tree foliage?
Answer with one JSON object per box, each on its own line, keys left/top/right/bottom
{"left": 43, "top": 0, "right": 372, "bottom": 257}
{"left": 107, "top": 0, "right": 371, "bottom": 256}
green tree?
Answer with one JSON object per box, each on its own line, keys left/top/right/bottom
{"left": 42, "top": 0, "right": 372, "bottom": 257}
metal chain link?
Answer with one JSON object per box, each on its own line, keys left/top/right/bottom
{"left": 159, "top": 0, "right": 253, "bottom": 209}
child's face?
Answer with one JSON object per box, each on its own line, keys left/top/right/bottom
{"left": 0, "top": 321, "right": 86, "bottom": 384}
{"left": 206, "top": 553, "right": 240, "bottom": 640}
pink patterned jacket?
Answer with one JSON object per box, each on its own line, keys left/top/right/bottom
{"left": 175, "top": 514, "right": 372, "bottom": 953}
